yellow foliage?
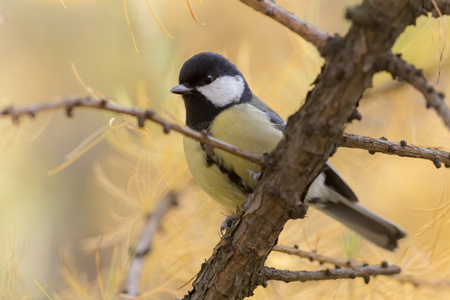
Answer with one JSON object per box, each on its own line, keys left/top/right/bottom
{"left": 1, "top": 0, "right": 450, "bottom": 299}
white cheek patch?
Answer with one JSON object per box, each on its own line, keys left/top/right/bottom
{"left": 197, "top": 75, "right": 245, "bottom": 107}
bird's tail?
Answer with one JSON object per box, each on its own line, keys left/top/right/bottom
{"left": 311, "top": 188, "right": 406, "bottom": 251}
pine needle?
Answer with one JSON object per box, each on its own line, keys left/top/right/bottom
{"left": 145, "top": 0, "right": 175, "bottom": 39}
{"left": 95, "top": 237, "right": 105, "bottom": 299}
{"left": 186, "top": 0, "right": 205, "bottom": 25}
{"left": 32, "top": 278, "right": 54, "bottom": 300}
{"left": 1, "top": 124, "right": 19, "bottom": 154}
{"left": 47, "top": 127, "right": 110, "bottom": 175}
{"left": 64, "top": 125, "right": 107, "bottom": 160}
{"left": 71, "top": 63, "right": 104, "bottom": 99}
{"left": 177, "top": 271, "right": 199, "bottom": 290}
{"left": 302, "top": 227, "right": 313, "bottom": 251}
{"left": 430, "top": 0, "right": 447, "bottom": 84}
{"left": 29, "top": 113, "right": 52, "bottom": 141}
{"left": 124, "top": 0, "right": 140, "bottom": 53}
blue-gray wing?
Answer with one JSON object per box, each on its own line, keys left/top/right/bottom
{"left": 249, "top": 92, "right": 358, "bottom": 202}
{"left": 249, "top": 93, "right": 286, "bottom": 131}
{"left": 266, "top": 111, "right": 286, "bottom": 131}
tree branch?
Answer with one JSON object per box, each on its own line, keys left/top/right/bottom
{"left": 261, "top": 264, "right": 401, "bottom": 284}
{"left": 340, "top": 133, "right": 450, "bottom": 168}
{"left": 376, "top": 53, "right": 450, "bottom": 130}
{"left": 239, "top": 0, "right": 331, "bottom": 53}
{"left": 0, "top": 96, "right": 264, "bottom": 165}
{"left": 273, "top": 245, "right": 365, "bottom": 268}
{"left": 123, "top": 192, "right": 178, "bottom": 297}
{"left": 274, "top": 245, "right": 450, "bottom": 288}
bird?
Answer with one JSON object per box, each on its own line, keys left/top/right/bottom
{"left": 170, "top": 52, "right": 406, "bottom": 251}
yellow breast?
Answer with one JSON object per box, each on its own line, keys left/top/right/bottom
{"left": 183, "top": 103, "right": 283, "bottom": 212}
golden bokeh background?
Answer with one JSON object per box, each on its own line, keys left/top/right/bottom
{"left": 1, "top": 0, "right": 450, "bottom": 299}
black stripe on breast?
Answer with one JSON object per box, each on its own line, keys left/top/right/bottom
{"left": 202, "top": 143, "right": 254, "bottom": 195}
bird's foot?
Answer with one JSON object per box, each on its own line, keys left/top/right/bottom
{"left": 220, "top": 215, "right": 237, "bottom": 235}
{"left": 246, "top": 169, "right": 261, "bottom": 182}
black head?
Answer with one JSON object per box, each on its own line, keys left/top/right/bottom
{"left": 170, "top": 52, "right": 252, "bottom": 130}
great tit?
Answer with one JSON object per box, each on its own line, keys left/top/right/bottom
{"left": 171, "top": 52, "right": 406, "bottom": 251}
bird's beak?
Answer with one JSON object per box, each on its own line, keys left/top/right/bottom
{"left": 170, "top": 84, "right": 193, "bottom": 95}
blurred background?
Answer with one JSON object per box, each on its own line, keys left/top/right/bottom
{"left": 1, "top": 0, "right": 450, "bottom": 299}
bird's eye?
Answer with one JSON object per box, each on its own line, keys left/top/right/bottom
{"left": 202, "top": 74, "right": 214, "bottom": 85}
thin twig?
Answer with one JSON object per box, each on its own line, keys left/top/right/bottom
{"left": 376, "top": 53, "right": 450, "bottom": 130}
{"left": 341, "top": 133, "right": 450, "bottom": 168}
{"left": 0, "top": 96, "right": 265, "bottom": 165}
{"left": 273, "top": 245, "right": 364, "bottom": 268}
{"left": 239, "top": 0, "right": 331, "bottom": 53}
{"left": 123, "top": 192, "right": 178, "bottom": 297}
{"left": 261, "top": 263, "right": 401, "bottom": 284}
{"left": 274, "top": 245, "right": 450, "bottom": 288}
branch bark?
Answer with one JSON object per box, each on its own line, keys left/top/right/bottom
{"left": 273, "top": 245, "right": 365, "bottom": 268}
{"left": 340, "top": 133, "right": 450, "bottom": 168}
{"left": 262, "top": 264, "right": 401, "bottom": 284}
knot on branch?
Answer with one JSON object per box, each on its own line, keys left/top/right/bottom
{"left": 137, "top": 115, "right": 145, "bottom": 128}
{"left": 265, "top": 7, "right": 274, "bottom": 16}
{"left": 65, "top": 105, "right": 74, "bottom": 117}
{"left": 99, "top": 98, "right": 108, "bottom": 107}
{"left": 433, "top": 158, "right": 442, "bottom": 169}
{"left": 346, "top": 5, "right": 385, "bottom": 30}
{"left": 256, "top": 270, "right": 268, "bottom": 289}
{"left": 287, "top": 203, "right": 308, "bottom": 219}
{"left": 320, "top": 34, "right": 344, "bottom": 58}
{"left": 1, "top": 105, "right": 13, "bottom": 115}
{"left": 348, "top": 109, "right": 362, "bottom": 122}
{"left": 65, "top": 99, "right": 83, "bottom": 118}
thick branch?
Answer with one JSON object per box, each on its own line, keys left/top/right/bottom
{"left": 262, "top": 264, "right": 401, "bottom": 284}
{"left": 239, "top": 0, "right": 331, "bottom": 53}
{"left": 376, "top": 53, "right": 450, "bottom": 130}
{"left": 0, "top": 96, "right": 264, "bottom": 165}
{"left": 340, "top": 133, "right": 450, "bottom": 168}
{"left": 123, "top": 192, "right": 178, "bottom": 297}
